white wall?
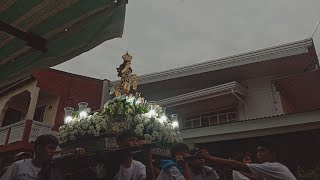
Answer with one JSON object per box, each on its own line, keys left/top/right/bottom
{"left": 238, "top": 77, "right": 284, "bottom": 120}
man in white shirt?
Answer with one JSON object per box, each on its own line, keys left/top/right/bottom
{"left": 156, "top": 143, "right": 192, "bottom": 180}
{"left": 114, "top": 130, "right": 154, "bottom": 180}
{"left": 196, "top": 141, "right": 297, "bottom": 180}
{"left": 1, "top": 134, "right": 59, "bottom": 180}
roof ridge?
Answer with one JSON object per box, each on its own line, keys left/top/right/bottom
{"left": 110, "top": 38, "right": 314, "bottom": 85}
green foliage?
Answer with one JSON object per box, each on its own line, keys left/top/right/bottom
{"left": 296, "top": 166, "right": 320, "bottom": 180}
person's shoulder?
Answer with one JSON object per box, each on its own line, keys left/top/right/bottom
{"left": 12, "top": 159, "right": 31, "bottom": 165}
{"left": 262, "top": 162, "right": 288, "bottom": 168}
{"left": 168, "top": 166, "right": 181, "bottom": 174}
{"left": 132, "top": 160, "right": 146, "bottom": 168}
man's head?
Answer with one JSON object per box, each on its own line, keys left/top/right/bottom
{"left": 170, "top": 143, "right": 190, "bottom": 158}
{"left": 189, "top": 149, "right": 205, "bottom": 169}
{"left": 116, "top": 129, "right": 139, "bottom": 148}
{"left": 34, "top": 134, "right": 59, "bottom": 163}
{"left": 256, "top": 141, "right": 278, "bottom": 163}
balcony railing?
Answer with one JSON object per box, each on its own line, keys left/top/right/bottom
{"left": 0, "top": 120, "right": 56, "bottom": 152}
{"left": 184, "top": 111, "right": 238, "bottom": 129}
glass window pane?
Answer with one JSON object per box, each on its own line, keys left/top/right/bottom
{"left": 219, "top": 114, "right": 227, "bottom": 124}
{"left": 209, "top": 116, "right": 218, "bottom": 125}
{"left": 184, "top": 121, "right": 192, "bottom": 129}
{"left": 228, "top": 112, "right": 237, "bottom": 121}
{"left": 202, "top": 117, "right": 209, "bottom": 127}
{"left": 193, "top": 119, "right": 201, "bottom": 127}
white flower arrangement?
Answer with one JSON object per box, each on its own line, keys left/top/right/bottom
{"left": 58, "top": 112, "right": 111, "bottom": 143}
{"left": 132, "top": 114, "right": 182, "bottom": 146}
{"left": 58, "top": 95, "right": 182, "bottom": 147}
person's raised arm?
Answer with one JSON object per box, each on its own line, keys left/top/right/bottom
{"left": 143, "top": 144, "right": 155, "bottom": 180}
{"left": 176, "top": 154, "right": 192, "bottom": 180}
{"left": 196, "top": 150, "right": 250, "bottom": 172}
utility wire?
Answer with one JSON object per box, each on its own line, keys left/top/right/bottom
{"left": 312, "top": 21, "right": 320, "bottom": 38}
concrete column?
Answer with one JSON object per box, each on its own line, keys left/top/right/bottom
{"left": 100, "top": 80, "right": 111, "bottom": 108}
{"left": 0, "top": 98, "right": 9, "bottom": 126}
{"left": 26, "top": 87, "right": 40, "bottom": 120}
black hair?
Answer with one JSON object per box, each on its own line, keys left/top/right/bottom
{"left": 170, "top": 143, "right": 189, "bottom": 158}
{"left": 34, "top": 134, "right": 59, "bottom": 149}
{"left": 257, "top": 140, "right": 279, "bottom": 156}
{"left": 116, "top": 129, "right": 139, "bottom": 144}
{"left": 189, "top": 148, "right": 200, "bottom": 156}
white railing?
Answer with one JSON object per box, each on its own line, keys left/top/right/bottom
{"left": 0, "top": 120, "right": 27, "bottom": 145}
{"left": 0, "top": 129, "right": 8, "bottom": 145}
{"left": 8, "top": 123, "right": 25, "bottom": 144}
{"left": 184, "top": 111, "right": 238, "bottom": 129}
{"left": 0, "top": 120, "right": 55, "bottom": 149}
{"left": 29, "top": 121, "right": 55, "bottom": 142}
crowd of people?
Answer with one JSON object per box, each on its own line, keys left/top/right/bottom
{"left": 0, "top": 131, "right": 297, "bottom": 180}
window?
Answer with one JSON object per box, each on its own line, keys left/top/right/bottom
{"left": 209, "top": 116, "right": 218, "bottom": 125}
{"left": 193, "top": 119, "right": 201, "bottom": 127}
{"left": 184, "top": 120, "right": 192, "bottom": 129}
{"left": 201, "top": 117, "right": 210, "bottom": 127}
{"left": 183, "top": 108, "right": 238, "bottom": 129}
{"left": 34, "top": 105, "right": 46, "bottom": 122}
{"left": 218, "top": 114, "right": 227, "bottom": 124}
{"left": 228, "top": 112, "right": 237, "bottom": 122}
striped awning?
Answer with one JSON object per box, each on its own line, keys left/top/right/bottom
{"left": 0, "top": 0, "right": 127, "bottom": 86}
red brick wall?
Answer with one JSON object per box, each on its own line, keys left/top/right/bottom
{"left": 33, "top": 69, "right": 104, "bottom": 130}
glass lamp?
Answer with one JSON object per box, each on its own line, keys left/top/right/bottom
{"left": 171, "top": 114, "right": 179, "bottom": 128}
{"left": 78, "top": 102, "right": 88, "bottom": 119}
{"left": 147, "top": 101, "right": 157, "bottom": 118}
{"left": 64, "top": 107, "right": 74, "bottom": 124}
{"left": 159, "top": 108, "right": 167, "bottom": 123}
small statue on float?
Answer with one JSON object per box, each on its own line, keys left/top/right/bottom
{"left": 117, "top": 52, "right": 133, "bottom": 95}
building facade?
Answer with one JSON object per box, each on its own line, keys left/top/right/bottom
{"left": 0, "top": 69, "right": 104, "bottom": 155}
{"left": 107, "top": 38, "right": 320, "bottom": 174}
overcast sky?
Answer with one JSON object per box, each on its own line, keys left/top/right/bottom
{"left": 54, "top": 0, "right": 320, "bottom": 81}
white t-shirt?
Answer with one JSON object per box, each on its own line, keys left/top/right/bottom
{"left": 232, "top": 171, "right": 250, "bottom": 180}
{"left": 248, "top": 162, "right": 296, "bottom": 180}
{"left": 0, "top": 159, "right": 41, "bottom": 180}
{"left": 191, "top": 166, "right": 219, "bottom": 180}
{"left": 156, "top": 166, "right": 185, "bottom": 180}
{"left": 114, "top": 160, "right": 146, "bottom": 180}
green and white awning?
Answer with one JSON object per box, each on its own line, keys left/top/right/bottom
{"left": 0, "top": 0, "right": 126, "bottom": 86}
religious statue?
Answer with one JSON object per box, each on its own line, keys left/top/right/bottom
{"left": 114, "top": 85, "right": 121, "bottom": 97}
{"left": 116, "top": 52, "right": 133, "bottom": 95}
{"left": 132, "top": 74, "right": 138, "bottom": 91}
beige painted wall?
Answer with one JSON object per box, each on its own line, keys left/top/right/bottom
{"left": 0, "top": 81, "right": 39, "bottom": 126}
{"left": 238, "top": 77, "right": 284, "bottom": 120}
{"left": 36, "top": 95, "right": 60, "bottom": 126}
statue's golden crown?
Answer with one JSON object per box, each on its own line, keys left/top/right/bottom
{"left": 122, "top": 52, "right": 132, "bottom": 62}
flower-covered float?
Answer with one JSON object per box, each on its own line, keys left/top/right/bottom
{"left": 58, "top": 53, "right": 182, "bottom": 154}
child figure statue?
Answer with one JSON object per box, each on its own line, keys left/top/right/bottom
{"left": 117, "top": 52, "right": 133, "bottom": 95}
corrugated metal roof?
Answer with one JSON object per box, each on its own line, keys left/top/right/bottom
{"left": 0, "top": 0, "right": 127, "bottom": 87}
{"left": 111, "top": 38, "right": 315, "bottom": 85}
{"left": 158, "top": 81, "right": 246, "bottom": 107}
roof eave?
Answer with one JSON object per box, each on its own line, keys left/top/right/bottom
{"left": 158, "top": 81, "right": 246, "bottom": 107}
{"left": 111, "top": 38, "right": 315, "bottom": 86}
